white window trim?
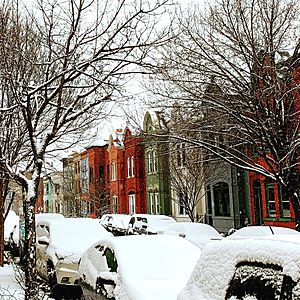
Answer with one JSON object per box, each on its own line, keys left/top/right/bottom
{"left": 129, "top": 194, "right": 136, "bottom": 214}
{"left": 111, "top": 162, "right": 117, "bottom": 181}
{"left": 131, "top": 156, "right": 134, "bottom": 177}
{"left": 127, "top": 157, "right": 131, "bottom": 178}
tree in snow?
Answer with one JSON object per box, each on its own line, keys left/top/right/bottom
{"left": 148, "top": 0, "right": 300, "bottom": 226}
{"left": 0, "top": 0, "right": 172, "bottom": 298}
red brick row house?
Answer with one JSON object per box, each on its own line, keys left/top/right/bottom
{"left": 248, "top": 64, "right": 300, "bottom": 229}
{"left": 63, "top": 127, "right": 146, "bottom": 217}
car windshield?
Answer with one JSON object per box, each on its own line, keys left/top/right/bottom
{"left": 226, "top": 262, "right": 300, "bottom": 299}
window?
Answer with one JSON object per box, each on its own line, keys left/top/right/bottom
{"left": 104, "top": 248, "right": 118, "bottom": 273}
{"left": 153, "top": 151, "right": 157, "bottom": 172}
{"left": 154, "top": 192, "right": 160, "bottom": 214}
{"left": 149, "top": 191, "right": 154, "bottom": 214}
{"left": 265, "top": 179, "right": 276, "bottom": 217}
{"left": 129, "top": 193, "right": 136, "bottom": 214}
{"left": 213, "top": 181, "right": 230, "bottom": 217}
{"left": 131, "top": 157, "right": 134, "bottom": 177}
{"left": 177, "top": 143, "right": 186, "bottom": 167}
{"left": 279, "top": 185, "right": 291, "bottom": 218}
{"left": 147, "top": 150, "right": 158, "bottom": 174}
{"left": 111, "top": 162, "right": 117, "bottom": 181}
{"left": 127, "top": 156, "right": 135, "bottom": 178}
{"left": 179, "top": 192, "right": 187, "bottom": 215}
{"left": 148, "top": 151, "right": 153, "bottom": 173}
{"left": 99, "top": 166, "right": 104, "bottom": 182}
{"left": 225, "top": 262, "right": 300, "bottom": 299}
{"left": 89, "top": 167, "right": 94, "bottom": 183}
{"left": 112, "top": 195, "right": 117, "bottom": 213}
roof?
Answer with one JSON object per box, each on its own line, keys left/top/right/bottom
{"left": 178, "top": 238, "right": 300, "bottom": 300}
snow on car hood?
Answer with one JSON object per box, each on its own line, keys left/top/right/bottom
{"left": 116, "top": 277, "right": 190, "bottom": 300}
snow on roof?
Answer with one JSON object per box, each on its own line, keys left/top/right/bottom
{"left": 164, "top": 223, "right": 223, "bottom": 249}
{"left": 165, "top": 222, "right": 221, "bottom": 238}
{"left": 178, "top": 238, "right": 300, "bottom": 300}
{"left": 35, "top": 212, "right": 65, "bottom": 223}
{"left": 79, "top": 235, "right": 201, "bottom": 300}
{"left": 226, "top": 225, "right": 300, "bottom": 239}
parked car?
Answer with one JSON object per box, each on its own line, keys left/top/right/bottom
{"left": 36, "top": 217, "right": 112, "bottom": 300}
{"left": 79, "top": 234, "right": 201, "bottom": 300}
{"left": 127, "top": 214, "right": 176, "bottom": 235}
{"left": 164, "top": 222, "right": 223, "bottom": 249}
{"left": 177, "top": 238, "right": 300, "bottom": 300}
{"left": 100, "top": 214, "right": 131, "bottom": 236}
{"left": 18, "top": 213, "right": 65, "bottom": 260}
{"left": 226, "top": 225, "right": 300, "bottom": 240}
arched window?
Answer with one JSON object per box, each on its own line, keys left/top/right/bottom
{"left": 213, "top": 182, "right": 230, "bottom": 217}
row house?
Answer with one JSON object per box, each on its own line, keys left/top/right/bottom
{"left": 143, "top": 112, "right": 172, "bottom": 217}
{"left": 42, "top": 172, "right": 64, "bottom": 214}
{"left": 62, "top": 127, "right": 147, "bottom": 217}
{"left": 248, "top": 64, "right": 300, "bottom": 229}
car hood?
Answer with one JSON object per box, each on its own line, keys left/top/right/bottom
{"left": 116, "top": 277, "right": 188, "bottom": 300}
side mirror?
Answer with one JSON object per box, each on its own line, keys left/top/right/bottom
{"left": 37, "top": 236, "right": 50, "bottom": 246}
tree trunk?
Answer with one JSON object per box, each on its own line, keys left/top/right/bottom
{"left": 23, "top": 188, "right": 39, "bottom": 300}
{"left": 0, "top": 178, "right": 4, "bottom": 266}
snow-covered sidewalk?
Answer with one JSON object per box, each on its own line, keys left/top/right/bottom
{"left": 0, "top": 262, "right": 24, "bottom": 299}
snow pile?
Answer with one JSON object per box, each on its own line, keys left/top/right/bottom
{"left": 79, "top": 235, "right": 201, "bottom": 300}
{"left": 0, "top": 264, "right": 24, "bottom": 299}
{"left": 178, "top": 239, "right": 300, "bottom": 300}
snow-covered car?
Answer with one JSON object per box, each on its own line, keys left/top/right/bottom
{"left": 36, "top": 217, "right": 113, "bottom": 300}
{"left": 127, "top": 214, "right": 176, "bottom": 235}
{"left": 177, "top": 238, "right": 300, "bottom": 300}
{"left": 79, "top": 235, "right": 201, "bottom": 300}
{"left": 4, "top": 210, "right": 19, "bottom": 252}
{"left": 164, "top": 222, "right": 223, "bottom": 249}
{"left": 19, "top": 213, "right": 65, "bottom": 260}
{"left": 100, "top": 214, "right": 131, "bottom": 236}
{"left": 226, "top": 225, "right": 300, "bottom": 240}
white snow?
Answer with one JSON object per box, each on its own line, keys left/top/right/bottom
{"left": 79, "top": 234, "right": 201, "bottom": 300}
{"left": 164, "top": 222, "right": 223, "bottom": 249}
{"left": 0, "top": 264, "right": 24, "bottom": 299}
{"left": 177, "top": 238, "right": 300, "bottom": 300}
{"left": 37, "top": 217, "right": 112, "bottom": 262}
{"left": 4, "top": 211, "right": 19, "bottom": 245}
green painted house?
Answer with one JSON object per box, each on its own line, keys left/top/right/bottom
{"left": 143, "top": 111, "right": 172, "bottom": 216}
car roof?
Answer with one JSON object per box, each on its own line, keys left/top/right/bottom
{"left": 178, "top": 238, "right": 300, "bottom": 300}
{"left": 165, "top": 222, "right": 222, "bottom": 237}
{"left": 227, "top": 225, "right": 300, "bottom": 239}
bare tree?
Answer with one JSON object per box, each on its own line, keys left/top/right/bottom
{"left": 0, "top": 0, "right": 172, "bottom": 298}
{"left": 148, "top": 0, "right": 300, "bottom": 227}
